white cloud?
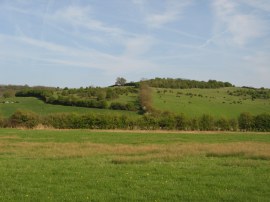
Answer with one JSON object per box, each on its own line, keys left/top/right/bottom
{"left": 212, "top": 0, "right": 268, "bottom": 46}
{"left": 143, "top": 1, "right": 192, "bottom": 28}
{"left": 124, "top": 36, "right": 155, "bottom": 57}
{"left": 0, "top": 34, "right": 156, "bottom": 74}
{"left": 51, "top": 6, "right": 123, "bottom": 36}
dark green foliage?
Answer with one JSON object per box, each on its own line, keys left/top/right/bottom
{"left": 16, "top": 87, "right": 137, "bottom": 111}
{"left": 143, "top": 78, "right": 233, "bottom": 89}
{"left": 215, "top": 117, "right": 230, "bottom": 131}
{"left": 110, "top": 102, "right": 137, "bottom": 111}
{"left": 199, "top": 114, "right": 215, "bottom": 131}
{"left": 1, "top": 110, "right": 269, "bottom": 132}
{"left": 238, "top": 112, "right": 254, "bottom": 131}
{"left": 158, "top": 112, "right": 176, "bottom": 130}
{"left": 8, "top": 110, "right": 39, "bottom": 128}
{"left": 175, "top": 114, "right": 188, "bottom": 130}
{"left": 0, "top": 115, "right": 4, "bottom": 127}
{"left": 254, "top": 114, "right": 270, "bottom": 131}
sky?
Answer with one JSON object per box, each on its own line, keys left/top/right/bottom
{"left": 0, "top": 0, "right": 270, "bottom": 88}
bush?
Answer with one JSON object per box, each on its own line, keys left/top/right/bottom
{"left": 158, "top": 112, "right": 176, "bottom": 130}
{"left": 254, "top": 113, "right": 270, "bottom": 132}
{"left": 216, "top": 117, "right": 230, "bottom": 131}
{"left": 238, "top": 112, "right": 254, "bottom": 131}
{"left": 175, "top": 114, "right": 188, "bottom": 130}
{"left": 0, "top": 115, "right": 5, "bottom": 128}
{"left": 9, "top": 110, "right": 39, "bottom": 128}
{"left": 199, "top": 114, "right": 215, "bottom": 131}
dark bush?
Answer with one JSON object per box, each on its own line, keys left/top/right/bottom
{"left": 215, "top": 117, "right": 230, "bottom": 131}
{"left": 199, "top": 114, "right": 215, "bottom": 131}
{"left": 238, "top": 112, "right": 254, "bottom": 131}
{"left": 254, "top": 113, "right": 270, "bottom": 132}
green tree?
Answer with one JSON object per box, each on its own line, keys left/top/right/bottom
{"left": 115, "top": 77, "right": 127, "bottom": 86}
{"left": 254, "top": 113, "right": 270, "bottom": 132}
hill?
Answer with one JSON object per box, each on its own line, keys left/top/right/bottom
{"left": 152, "top": 87, "right": 270, "bottom": 118}
{"left": 0, "top": 77, "right": 269, "bottom": 131}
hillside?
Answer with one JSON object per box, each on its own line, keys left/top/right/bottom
{"left": 1, "top": 77, "right": 269, "bottom": 120}
{"left": 152, "top": 87, "right": 270, "bottom": 118}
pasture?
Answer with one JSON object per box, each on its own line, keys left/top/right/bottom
{"left": 0, "top": 129, "right": 270, "bottom": 201}
{"left": 152, "top": 87, "right": 270, "bottom": 118}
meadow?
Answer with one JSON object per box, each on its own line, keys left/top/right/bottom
{"left": 152, "top": 87, "right": 270, "bottom": 118}
{"left": 1, "top": 129, "right": 270, "bottom": 201}
{"left": 0, "top": 97, "right": 139, "bottom": 118}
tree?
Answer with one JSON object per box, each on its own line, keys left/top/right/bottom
{"left": 115, "top": 77, "right": 127, "bottom": 86}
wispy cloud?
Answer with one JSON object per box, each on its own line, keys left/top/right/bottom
{"left": 51, "top": 6, "right": 123, "bottom": 36}
{"left": 212, "top": 0, "right": 268, "bottom": 46}
{"left": 149, "top": 1, "right": 191, "bottom": 28}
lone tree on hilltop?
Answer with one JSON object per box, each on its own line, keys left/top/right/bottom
{"left": 115, "top": 77, "right": 127, "bottom": 86}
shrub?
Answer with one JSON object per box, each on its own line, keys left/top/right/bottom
{"left": 216, "top": 117, "right": 230, "bottom": 131}
{"left": 0, "top": 115, "right": 5, "bottom": 128}
{"left": 9, "top": 110, "right": 39, "bottom": 128}
{"left": 175, "top": 114, "right": 188, "bottom": 130}
{"left": 199, "top": 114, "right": 215, "bottom": 131}
{"left": 254, "top": 113, "right": 270, "bottom": 132}
{"left": 238, "top": 112, "right": 254, "bottom": 131}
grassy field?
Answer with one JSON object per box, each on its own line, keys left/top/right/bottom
{"left": 107, "top": 92, "right": 138, "bottom": 105}
{"left": 0, "top": 97, "right": 139, "bottom": 118}
{"left": 152, "top": 87, "right": 270, "bottom": 118}
{"left": 0, "top": 129, "right": 270, "bottom": 201}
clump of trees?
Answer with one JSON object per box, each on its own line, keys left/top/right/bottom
{"left": 143, "top": 78, "right": 233, "bottom": 89}
{"left": 115, "top": 77, "right": 127, "bottom": 86}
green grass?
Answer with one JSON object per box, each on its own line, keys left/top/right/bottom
{"left": 1, "top": 129, "right": 270, "bottom": 201}
{"left": 153, "top": 87, "right": 270, "bottom": 118}
{"left": 0, "top": 97, "right": 139, "bottom": 118}
{"left": 108, "top": 92, "right": 138, "bottom": 105}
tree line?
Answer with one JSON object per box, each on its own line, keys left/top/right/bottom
{"left": 1, "top": 110, "right": 269, "bottom": 131}
{"left": 142, "top": 78, "right": 233, "bottom": 89}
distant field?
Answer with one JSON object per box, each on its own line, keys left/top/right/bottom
{"left": 152, "top": 87, "right": 270, "bottom": 118}
{"left": 0, "top": 97, "right": 139, "bottom": 117}
{"left": 0, "top": 129, "right": 269, "bottom": 201}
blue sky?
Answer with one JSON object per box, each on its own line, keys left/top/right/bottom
{"left": 0, "top": 0, "right": 270, "bottom": 88}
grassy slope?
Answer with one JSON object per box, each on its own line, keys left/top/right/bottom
{"left": 152, "top": 87, "right": 270, "bottom": 118}
{"left": 0, "top": 97, "right": 139, "bottom": 117}
{"left": 0, "top": 129, "right": 270, "bottom": 201}
{"left": 107, "top": 92, "right": 138, "bottom": 105}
